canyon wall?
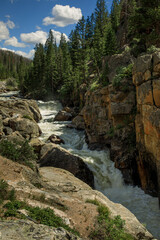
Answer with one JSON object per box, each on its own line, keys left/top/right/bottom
{"left": 133, "top": 52, "right": 160, "bottom": 198}
{"left": 81, "top": 50, "right": 160, "bottom": 199}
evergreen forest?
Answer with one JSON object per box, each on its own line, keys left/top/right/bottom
{"left": 1, "top": 0, "right": 160, "bottom": 106}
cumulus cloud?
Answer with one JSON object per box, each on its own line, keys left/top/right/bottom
{"left": 51, "top": 30, "right": 68, "bottom": 44}
{"left": 6, "top": 20, "right": 15, "bottom": 29}
{"left": 43, "top": 4, "right": 82, "bottom": 27}
{"left": 0, "top": 21, "right": 10, "bottom": 41}
{"left": 0, "top": 47, "right": 35, "bottom": 59}
{"left": 4, "top": 36, "right": 26, "bottom": 48}
{"left": 16, "top": 49, "right": 35, "bottom": 59}
{"left": 20, "top": 31, "right": 48, "bottom": 45}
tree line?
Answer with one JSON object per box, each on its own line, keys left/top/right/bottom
{"left": 20, "top": 0, "right": 160, "bottom": 106}
{"left": 0, "top": 49, "right": 31, "bottom": 82}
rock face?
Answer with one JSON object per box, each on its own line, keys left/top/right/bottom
{"left": 0, "top": 221, "right": 83, "bottom": 240}
{"left": 40, "top": 143, "right": 94, "bottom": 188}
{"left": 82, "top": 51, "right": 139, "bottom": 185}
{"left": 81, "top": 50, "right": 160, "bottom": 200}
{"left": 0, "top": 99, "right": 42, "bottom": 141}
{"left": 0, "top": 99, "right": 42, "bottom": 122}
{"left": 54, "top": 109, "right": 73, "bottom": 121}
{"left": 48, "top": 134, "right": 65, "bottom": 145}
{"left": 0, "top": 156, "right": 154, "bottom": 240}
{"left": 133, "top": 51, "right": 160, "bottom": 198}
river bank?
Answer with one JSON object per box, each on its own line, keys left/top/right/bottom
{"left": 0, "top": 92, "right": 157, "bottom": 239}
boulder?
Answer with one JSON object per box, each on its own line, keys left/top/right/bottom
{"left": 0, "top": 99, "right": 42, "bottom": 122}
{"left": 48, "top": 134, "right": 65, "bottom": 145}
{"left": 8, "top": 116, "right": 41, "bottom": 140}
{"left": 133, "top": 54, "right": 152, "bottom": 86}
{"left": 54, "top": 110, "right": 72, "bottom": 121}
{"left": 72, "top": 115, "right": 85, "bottom": 130}
{"left": 29, "top": 138, "right": 45, "bottom": 155}
{"left": 0, "top": 156, "right": 154, "bottom": 240}
{"left": 1, "top": 131, "right": 25, "bottom": 143}
{"left": 3, "top": 126, "right": 13, "bottom": 135}
{"left": 0, "top": 221, "right": 83, "bottom": 240}
{"left": 39, "top": 143, "right": 94, "bottom": 188}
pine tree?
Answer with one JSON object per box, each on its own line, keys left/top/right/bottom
{"left": 94, "top": 0, "right": 108, "bottom": 38}
{"left": 32, "top": 43, "right": 46, "bottom": 98}
{"left": 129, "top": 0, "right": 160, "bottom": 48}
{"left": 111, "top": 0, "right": 121, "bottom": 31}
{"left": 105, "top": 23, "right": 117, "bottom": 55}
{"left": 45, "top": 30, "right": 58, "bottom": 94}
{"left": 68, "top": 29, "right": 81, "bottom": 68}
{"left": 85, "top": 14, "right": 95, "bottom": 48}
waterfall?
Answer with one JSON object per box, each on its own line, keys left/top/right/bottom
{"left": 38, "top": 99, "right": 160, "bottom": 239}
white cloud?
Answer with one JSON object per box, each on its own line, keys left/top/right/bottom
{"left": 4, "top": 36, "right": 26, "bottom": 48}
{"left": 1, "top": 47, "right": 15, "bottom": 53}
{"left": 36, "top": 25, "right": 41, "bottom": 30}
{"left": 5, "top": 15, "right": 11, "bottom": 18}
{"left": 20, "top": 31, "right": 48, "bottom": 45}
{"left": 16, "top": 49, "right": 35, "bottom": 59}
{"left": 6, "top": 20, "right": 15, "bottom": 29}
{"left": 51, "top": 30, "right": 68, "bottom": 44}
{"left": 43, "top": 4, "right": 82, "bottom": 27}
{"left": 1, "top": 47, "right": 35, "bottom": 59}
{"left": 0, "top": 21, "right": 9, "bottom": 41}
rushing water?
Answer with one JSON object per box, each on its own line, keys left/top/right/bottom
{"left": 0, "top": 91, "right": 159, "bottom": 239}
{"left": 38, "top": 99, "right": 160, "bottom": 239}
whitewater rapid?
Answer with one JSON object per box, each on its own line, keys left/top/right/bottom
{"left": 38, "top": 99, "right": 160, "bottom": 239}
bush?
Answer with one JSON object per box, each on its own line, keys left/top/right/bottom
{"left": 3, "top": 200, "right": 79, "bottom": 236}
{"left": 88, "top": 200, "right": 134, "bottom": 240}
{"left": 23, "top": 115, "right": 33, "bottom": 121}
{"left": 112, "top": 64, "right": 133, "bottom": 89}
{"left": 90, "top": 80, "right": 100, "bottom": 91}
{"left": 0, "top": 179, "right": 8, "bottom": 203}
{"left": 0, "top": 140, "right": 37, "bottom": 169}
{"left": 0, "top": 179, "right": 15, "bottom": 204}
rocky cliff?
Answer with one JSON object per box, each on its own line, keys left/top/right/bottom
{"left": 0, "top": 156, "right": 153, "bottom": 239}
{"left": 133, "top": 52, "right": 160, "bottom": 199}
{"left": 78, "top": 50, "right": 160, "bottom": 201}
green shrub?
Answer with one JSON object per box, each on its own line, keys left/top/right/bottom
{"left": 107, "top": 127, "right": 115, "bottom": 138}
{"left": 4, "top": 209, "right": 17, "bottom": 217}
{"left": 0, "top": 140, "right": 37, "bottom": 169}
{"left": 90, "top": 80, "right": 100, "bottom": 91}
{"left": 0, "top": 179, "right": 16, "bottom": 204}
{"left": 86, "top": 199, "right": 100, "bottom": 206}
{"left": 3, "top": 201, "right": 79, "bottom": 236}
{"left": 112, "top": 64, "right": 133, "bottom": 89}
{"left": 26, "top": 206, "right": 79, "bottom": 236}
{"left": 6, "top": 78, "right": 17, "bottom": 88}
{"left": 88, "top": 201, "right": 134, "bottom": 240}
{"left": 147, "top": 45, "right": 160, "bottom": 54}
{"left": 0, "top": 179, "right": 8, "bottom": 203}
{"left": 23, "top": 115, "right": 33, "bottom": 121}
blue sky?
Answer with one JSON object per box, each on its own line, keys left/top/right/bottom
{"left": 0, "top": 0, "right": 113, "bottom": 58}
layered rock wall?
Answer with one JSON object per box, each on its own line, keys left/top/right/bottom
{"left": 133, "top": 52, "right": 160, "bottom": 198}
{"left": 82, "top": 51, "right": 139, "bottom": 185}
{"left": 81, "top": 50, "right": 160, "bottom": 199}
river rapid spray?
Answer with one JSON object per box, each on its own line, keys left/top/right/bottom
{"left": 37, "top": 99, "right": 160, "bottom": 239}
{"left": 0, "top": 91, "right": 159, "bottom": 239}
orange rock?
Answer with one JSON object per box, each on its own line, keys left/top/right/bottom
{"left": 153, "top": 80, "right": 160, "bottom": 107}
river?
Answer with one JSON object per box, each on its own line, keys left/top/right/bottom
{"left": 38, "top": 99, "right": 160, "bottom": 239}
{"left": 0, "top": 91, "right": 160, "bottom": 239}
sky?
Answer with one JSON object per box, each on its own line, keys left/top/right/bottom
{"left": 0, "top": 0, "right": 113, "bottom": 59}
